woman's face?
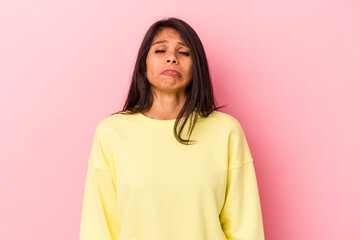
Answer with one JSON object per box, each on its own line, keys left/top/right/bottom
{"left": 146, "top": 27, "right": 193, "bottom": 95}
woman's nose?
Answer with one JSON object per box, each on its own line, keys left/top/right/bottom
{"left": 166, "top": 51, "right": 178, "bottom": 64}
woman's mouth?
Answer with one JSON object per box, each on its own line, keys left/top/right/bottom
{"left": 162, "top": 70, "right": 181, "bottom": 77}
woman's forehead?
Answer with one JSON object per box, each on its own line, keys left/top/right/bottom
{"left": 152, "top": 28, "right": 185, "bottom": 43}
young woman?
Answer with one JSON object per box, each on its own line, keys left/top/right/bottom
{"left": 79, "top": 17, "right": 265, "bottom": 240}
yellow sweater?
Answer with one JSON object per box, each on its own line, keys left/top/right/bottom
{"left": 79, "top": 110, "right": 265, "bottom": 240}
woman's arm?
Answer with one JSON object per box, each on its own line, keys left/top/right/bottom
{"left": 79, "top": 123, "right": 120, "bottom": 240}
{"left": 219, "top": 123, "right": 265, "bottom": 240}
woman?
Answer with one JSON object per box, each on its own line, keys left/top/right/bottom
{"left": 79, "top": 17, "right": 265, "bottom": 240}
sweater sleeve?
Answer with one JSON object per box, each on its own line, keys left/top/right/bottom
{"left": 219, "top": 123, "right": 265, "bottom": 240}
{"left": 79, "top": 122, "right": 121, "bottom": 240}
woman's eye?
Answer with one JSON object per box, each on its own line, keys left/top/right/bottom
{"left": 179, "top": 52, "right": 190, "bottom": 56}
{"left": 154, "top": 50, "right": 190, "bottom": 56}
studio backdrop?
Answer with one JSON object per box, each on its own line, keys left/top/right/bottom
{"left": 0, "top": 0, "right": 359, "bottom": 239}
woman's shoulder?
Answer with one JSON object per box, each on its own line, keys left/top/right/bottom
{"left": 93, "top": 112, "right": 138, "bottom": 134}
{"left": 206, "top": 110, "right": 244, "bottom": 131}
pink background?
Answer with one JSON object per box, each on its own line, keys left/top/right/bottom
{"left": 1, "top": 0, "right": 359, "bottom": 239}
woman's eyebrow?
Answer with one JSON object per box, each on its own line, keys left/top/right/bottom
{"left": 152, "top": 40, "right": 188, "bottom": 47}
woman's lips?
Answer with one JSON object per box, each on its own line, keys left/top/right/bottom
{"left": 162, "top": 70, "right": 181, "bottom": 77}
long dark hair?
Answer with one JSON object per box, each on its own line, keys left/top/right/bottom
{"left": 111, "top": 17, "right": 226, "bottom": 145}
